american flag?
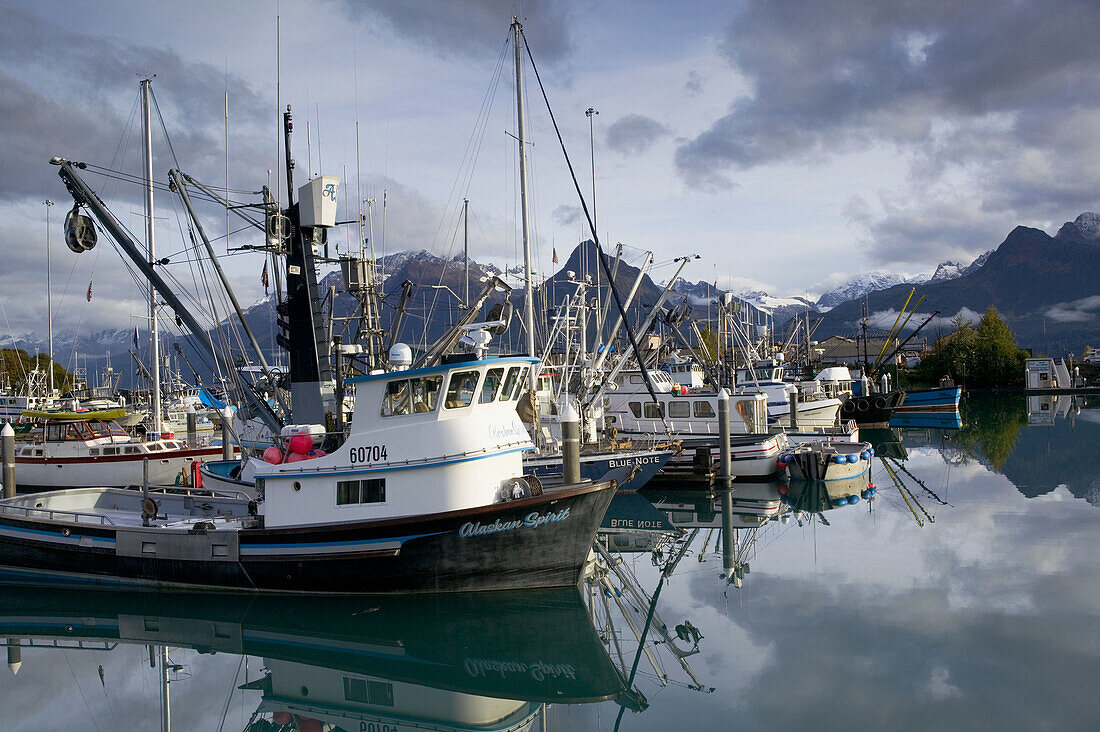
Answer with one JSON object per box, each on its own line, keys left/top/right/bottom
{"left": 261, "top": 261, "right": 269, "bottom": 293}
{"left": 552, "top": 247, "right": 558, "bottom": 265}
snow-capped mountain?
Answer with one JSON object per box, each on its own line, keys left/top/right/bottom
{"left": 1055, "top": 212, "right": 1100, "bottom": 242}
{"left": 816, "top": 272, "right": 913, "bottom": 309}
{"left": 929, "top": 261, "right": 964, "bottom": 282}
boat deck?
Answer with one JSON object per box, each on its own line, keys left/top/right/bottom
{"left": 0, "top": 486, "right": 256, "bottom": 530}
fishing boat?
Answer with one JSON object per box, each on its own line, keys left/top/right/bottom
{"left": 524, "top": 444, "right": 675, "bottom": 492}
{"left": 0, "top": 352, "right": 616, "bottom": 593}
{"left": 781, "top": 440, "right": 874, "bottom": 481}
{"left": 4, "top": 58, "right": 619, "bottom": 592}
{"left": 12, "top": 408, "right": 227, "bottom": 490}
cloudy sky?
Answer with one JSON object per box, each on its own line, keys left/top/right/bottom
{"left": 2, "top": 0, "right": 1099, "bottom": 339}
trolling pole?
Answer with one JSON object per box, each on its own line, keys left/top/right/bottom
{"left": 170, "top": 169, "right": 291, "bottom": 418}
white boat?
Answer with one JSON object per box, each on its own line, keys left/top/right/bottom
{"left": 12, "top": 409, "right": 230, "bottom": 490}
{"left": 733, "top": 358, "right": 843, "bottom": 429}
{"left": 782, "top": 440, "right": 874, "bottom": 481}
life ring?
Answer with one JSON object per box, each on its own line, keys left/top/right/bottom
{"left": 874, "top": 397, "right": 887, "bottom": 410}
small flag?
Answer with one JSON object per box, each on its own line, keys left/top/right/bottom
{"left": 552, "top": 248, "right": 558, "bottom": 265}
{"left": 261, "top": 261, "right": 269, "bottom": 293}
{"left": 86, "top": 280, "right": 93, "bottom": 301}
{"left": 133, "top": 326, "right": 139, "bottom": 351}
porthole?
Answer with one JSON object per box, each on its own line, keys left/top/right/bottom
{"left": 293, "top": 482, "right": 302, "bottom": 492}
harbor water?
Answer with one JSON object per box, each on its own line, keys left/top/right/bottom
{"left": 1, "top": 394, "right": 1097, "bottom": 730}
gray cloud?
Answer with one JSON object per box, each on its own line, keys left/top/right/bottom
{"left": 0, "top": 4, "right": 270, "bottom": 203}
{"left": 333, "top": 0, "right": 576, "bottom": 62}
{"left": 685, "top": 70, "right": 703, "bottom": 97}
{"left": 674, "top": 0, "right": 1100, "bottom": 251}
{"left": 605, "top": 114, "right": 671, "bottom": 156}
{"left": 553, "top": 204, "right": 581, "bottom": 227}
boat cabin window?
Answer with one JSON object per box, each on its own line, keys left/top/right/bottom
{"left": 668, "top": 401, "right": 690, "bottom": 418}
{"left": 644, "top": 402, "right": 664, "bottom": 419}
{"left": 411, "top": 376, "right": 442, "bottom": 413}
{"left": 381, "top": 376, "right": 442, "bottom": 416}
{"left": 45, "top": 423, "right": 81, "bottom": 442}
{"left": 480, "top": 368, "right": 505, "bottom": 403}
{"left": 628, "top": 402, "right": 642, "bottom": 418}
{"left": 694, "top": 401, "right": 716, "bottom": 418}
{"left": 337, "top": 478, "right": 386, "bottom": 505}
{"left": 444, "top": 370, "right": 480, "bottom": 409}
{"left": 499, "top": 367, "right": 520, "bottom": 402}
{"left": 511, "top": 367, "right": 530, "bottom": 400}
{"left": 630, "top": 375, "right": 644, "bottom": 384}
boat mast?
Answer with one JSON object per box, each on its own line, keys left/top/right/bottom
{"left": 141, "top": 78, "right": 163, "bottom": 435}
{"left": 512, "top": 17, "right": 536, "bottom": 389}
{"left": 463, "top": 197, "right": 469, "bottom": 305}
{"left": 45, "top": 199, "right": 54, "bottom": 396}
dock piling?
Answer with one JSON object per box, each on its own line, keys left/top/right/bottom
{"left": 221, "top": 408, "right": 233, "bottom": 461}
{"left": 186, "top": 407, "right": 198, "bottom": 448}
{"left": 561, "top": 400, "right": 581, "bottom": 485}
{"left": 718, "top": 389, "right": 732, "bottom": 489}
{"left": 2, "top": 423, "right": 14, "bottom": 498}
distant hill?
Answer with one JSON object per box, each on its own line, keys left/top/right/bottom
{"left": 812, "top": 213, "right": 1100, "bottom": 355}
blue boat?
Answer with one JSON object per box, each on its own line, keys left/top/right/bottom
{"left": 890, "top": 410, "right": 963, "bottom": 429}
{"left": 526, "top": 447, "right": 675, "bottom": 492}
{"left": 898, "top": 385, "right": 962, "bottom": 412}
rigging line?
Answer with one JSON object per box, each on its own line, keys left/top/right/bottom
{"left": 0, "top": 300, "right": 31, "bottom": 385}
{"left": 422, "top": 36, "right": 511, "bottom": 334}
{"left": 520, "top": 30, "right": 664, "bottom": 406}
{"left": 62, "top": 649, "right": 104, "bottom": 732}
{"left": 149, "top": 87, "right": 183, "bottom": 174}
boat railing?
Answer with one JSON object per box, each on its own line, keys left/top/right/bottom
{"left": 128, "top": 485, "right": 253, "bottom": 501}
{"left": 0, "top": 502, "right": 116, "bottom": 525}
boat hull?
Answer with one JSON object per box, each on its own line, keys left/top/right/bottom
{"left": 666, "top": 433, "right": 789, "bottom": 479}
{"left": 525, "top": 448, "right": 673, "bottom": 492}
{"left": 786, "top": 441, "right": 873, "bottom": 482}
{"left": 896, "top": 386, "right": 961, "bottom": 412}
{"left": 0, "top": 482, "right": 615, "bottom": 594}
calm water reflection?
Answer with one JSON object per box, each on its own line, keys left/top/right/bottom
{"left": 2, "top": 395, "right": 1097, "bottom": 730}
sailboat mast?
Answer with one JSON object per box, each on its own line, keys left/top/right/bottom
{"left": 141, "top": 78, "right": 162, "bottom": 435}
{"left": 512, "top": 17, "right": 536, "bottom": 388}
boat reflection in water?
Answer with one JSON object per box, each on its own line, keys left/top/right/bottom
{"left": 781, "top": 472, "right": 873, "bottom": 515}
{"left": 0, "top": 584, "right": 642, "bottom": 730}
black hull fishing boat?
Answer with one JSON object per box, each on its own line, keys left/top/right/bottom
{"left": 0, "top": 481, "right": 613, "bottom": 593}
{"left": 5, "top": 71, "right": 618, "bottom": 594}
